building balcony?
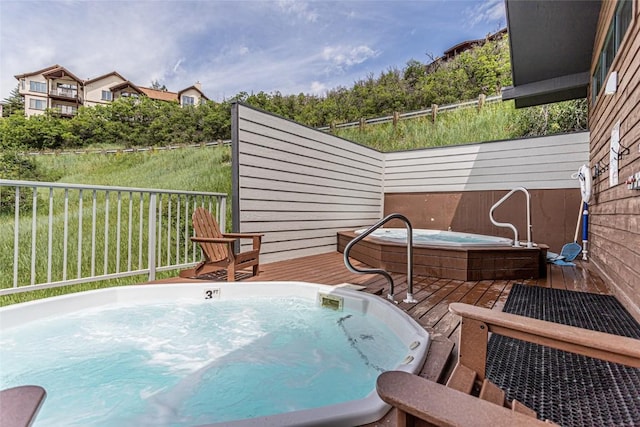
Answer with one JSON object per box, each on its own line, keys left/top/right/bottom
{"left": 49, "top": 89, "right": 82, "bottom": 103}
{"left": 51, "top": 105, "right": 78, "bottom": 117}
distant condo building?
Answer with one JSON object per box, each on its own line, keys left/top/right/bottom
{"left": 14, "top": 65, "right": 209, "bottom": 117}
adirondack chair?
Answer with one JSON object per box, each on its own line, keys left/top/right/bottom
{"left": 179, "top": 207, "right": 263, "bottom": 281}
{"left": 376, "top": 303, "right": 640, "bottom": 427}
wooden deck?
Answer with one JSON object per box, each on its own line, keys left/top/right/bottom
{"left": 157, "top": 251, "right": 612, "bottom": 426}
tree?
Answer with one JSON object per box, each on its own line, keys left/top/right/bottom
{"left": 2, "top": 85, "right": 24, "bottom": 117}
{"left": 150, "top": 80, "right": 168, "bottom": 91}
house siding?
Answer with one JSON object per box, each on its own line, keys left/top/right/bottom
{"left": 588, "top": 0, "right": 640, "bottom": 316}
{"left": 20, "top": 75, "right": 49, "bottom": 117}
{"left": 179, "top": 88, "right": 204, "bottom": 106}
{"left": 84, "top": 74, "right": 126, "bottom": 107}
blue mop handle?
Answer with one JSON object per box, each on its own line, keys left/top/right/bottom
{"left": 582, "top": 202, "right": 589, "bottom": 241}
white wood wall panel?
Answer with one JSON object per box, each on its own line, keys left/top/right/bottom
{"left": 384, "top": 132, "right": 589, "bottom": 192}
{"left": 240, "top": 122, "right": 381, "bottom": 177}
{"left": 235, "top": 104, "right": 383, "bottom": 263}
{"left": 240, "top": 106, "right": 380, "bottom": 159}
{"left": 239, "top": 178, "right": 379, "bottom": 200}
{"left": 239, "top": 165, "right": 379, "bottom": 194}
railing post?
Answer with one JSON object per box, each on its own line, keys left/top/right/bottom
{"left": 218, "top": 196, "right": 227, "bottom": 234}
{"left": 478, "top": 94, "right": 486, "bottom": 110}
{"left": 148, "top": 192, "right": 157, "bottom": 281}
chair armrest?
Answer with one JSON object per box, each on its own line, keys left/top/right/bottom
{"left": 0, "top": 385, "right": 47, "bottom": 427}
{"left": 449, "top": 303, "right": 640, "bottom": 368}
{"left": 376, "top": 371, "right": 548, "bottom": 427}
{"left": 190, "top": 237, "right": 237, "bottom": 244}
{"left": 222, "top": 233, "right": 262, "bottom": 251}
{"left": 222, "top": 233, "right": 264, "bottom": 238}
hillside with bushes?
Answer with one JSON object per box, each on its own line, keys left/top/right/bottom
{"left": 1, "top": 34, "right": 587, "bottom": 181}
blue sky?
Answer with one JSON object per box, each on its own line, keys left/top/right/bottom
{"left": 0, "top": 0, "right": 505, "bottom": 102}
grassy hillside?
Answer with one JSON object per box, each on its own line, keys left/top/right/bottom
{"left": 34, "top": 144, "right": 231, "bottom": 194}
{"left": 0, "top": 146, "right": 232, "bottom": 306}
{"left": 336, "top": 100, "right": 522, "bottom": 151}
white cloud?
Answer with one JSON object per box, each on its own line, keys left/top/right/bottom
{"left": 237, "top": 46, "right": 250, "bottom": 56}
{"left": 465, "top": 0, "right": 505, "bottom": 28}
{"left": 277, "top": 0, "right": 319, "bottom": 23}
{"left": 310, "top": 81, "right": 326, "bottom": 95}
{"left": 322, "top": 45, "right": 380, "bottom": 68}
{"left": 173, "top": 58, "right": 185, "bottom": 74}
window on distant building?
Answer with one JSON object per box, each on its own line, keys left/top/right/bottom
{"left": 29, "top": 98, "right": 47, "bottom": 110}
{"left": 102, "top": 90, "right": 113, "bottom": 101}
{"left": 182, "top": 95, "right": 195, "bottom": 106}
{"left": 29, "top": 81, "right": 47, "bottom": 93}
{"left": 591, "top": 0, "right": 633, "bottom": 104}
{"left": 20, "top": 79, "right": 25, "bottom": 90}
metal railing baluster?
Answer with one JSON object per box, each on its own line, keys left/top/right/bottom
{"left": 138, "top": 193, "right": 144, "bottom": 271}
{"left": 167, "top": 197, "right": 172, "bottom": 267}
{"left": 148, "top": 193, "right": 157, "bottom": 281}
{"left": 176, "top": 196, "right": 181, "bottom": 265}
{"left": 103, "top": 190, "right": 110, "bottom": 275}
{"left": 77, "top": 189, "right": 83, "bottom": 279}
{"left": 91, "top": 190, "right": 97, "bottom": 276}
{"left": 63, "top": 189, "right": 69, "bottom": 281}
{"left": 127, "top": 192, "right": 133, "bottom": 272}
{"left": 116, "top": 191, "right": 122, "bottom": 274}
{"left": 13, "top": 187, "right": 20, "bottom": 288}
{"left": 30, "top": 186, "right": 37, "bottom": 286}
{"left": 47, "top": 187, "right": 54, "bottom": 283}
{"left": 157, "top": 194, "right": 162, "bottom": 268}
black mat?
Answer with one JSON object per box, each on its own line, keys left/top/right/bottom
{"left": 486, "top": 284, "right": 640, "bottom": 426}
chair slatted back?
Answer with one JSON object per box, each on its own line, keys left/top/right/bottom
{"left": 192, "top": 207, "right": 228, "bottom": 262}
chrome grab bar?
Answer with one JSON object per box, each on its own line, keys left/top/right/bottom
{"left": 343, "top": 213, "right": 417, "bottom": 304}
{"left": 489, "top": 187, "right": 533, "bottom": 248}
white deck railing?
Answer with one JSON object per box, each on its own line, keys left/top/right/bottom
{"left": 0, "top": 179, "right": 227, "bottom": 295}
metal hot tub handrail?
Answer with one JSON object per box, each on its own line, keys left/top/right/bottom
{"left": 343, "top": 213, "right": 417, "bottom": 304}
{"left": 489, "top": 186, "right": 533, "bottom": 248}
